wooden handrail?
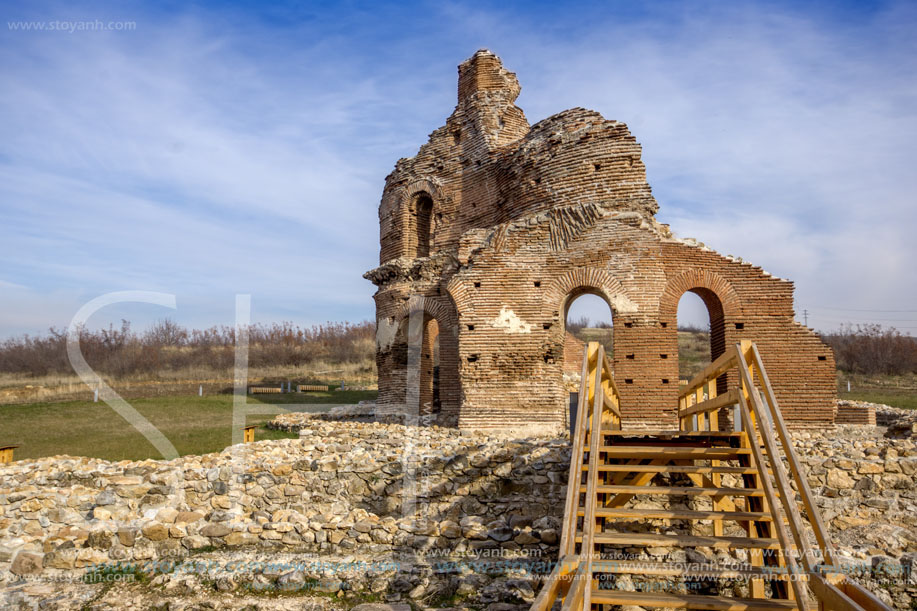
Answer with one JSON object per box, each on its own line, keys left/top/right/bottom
{"left": 747, "top": 343, "right": 837, "bottom": 569}
{"left": 736, "top": 342, "right": 821, "bottom": 574}
{"left": 534, "top": 339, "right": 891, "bottom": 611}
{"left": 680, "top": 345, "right": 737, "bottom": 397}
{"left": 559, "top": 342, "right": 596, "bottom": 556}
{"left": 736, "top": 389, "right": 808, "bottom": 609}
{"left": 679, "top": 387, "right": 739, "bottom": 419}
{"left": 529, "top": 555, "right": 578, "bottom": 611}
{"left": 580, "top": 342, "right": 607, "bottom": 609}
{"left": 730, "top": 341, "right": 890, "bottom": 610}
{"left": 674, "top": 340, "right": 891, "bottom": 610}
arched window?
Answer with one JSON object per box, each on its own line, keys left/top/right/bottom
{"left": 414, "top": 194, "right": 433, "bottom": 257}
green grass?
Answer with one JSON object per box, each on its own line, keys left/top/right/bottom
{"left": 0, "top": 389, "right": 376, "bottom": 462}
{"left": 837, "top": 372, "right": 917, "bottom": 410}
{"left": 839, "top": 391, "right": 917, "bottom": 410}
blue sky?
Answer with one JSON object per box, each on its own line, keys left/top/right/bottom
{"left": 1, "top": 0, "right": 915, "bottom": 337}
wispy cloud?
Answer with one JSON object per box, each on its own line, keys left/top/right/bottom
{"left": 1, "top": 1, "right": 914, "bottom": 335}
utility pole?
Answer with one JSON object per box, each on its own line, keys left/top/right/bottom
{"left": 803, "top": 309, "right": 809, "bottom": 326}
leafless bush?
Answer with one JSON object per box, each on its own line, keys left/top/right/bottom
{"left": 566, "top": 316, "right": 611, "bottom": 332}
{"left": 0, "top": 319, "right": 376, "bottom": 379}
{"left": 821, "top": 324, "right": 917, "bottom": 375}
{"left": 677, "top": 323, "right": 709, "bottom": 333}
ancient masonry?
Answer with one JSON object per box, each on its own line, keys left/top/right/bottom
{"left": 365, "top": 50, "right": 836, "bottom": 430}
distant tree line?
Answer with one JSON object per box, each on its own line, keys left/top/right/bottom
{"left": 566, "top": 316, "right": 612, "bottom": 333}
{"left": 3, "top": 318, "right": 914, "bottom": 378}
{"left": 567, "top": 317, "right": 916, "bottom": 376}
{"left": 0, "top": 319, "right": 376, "bottom": 377}
{"left": 820, "top": 324, "right": 917, "bottom": 375}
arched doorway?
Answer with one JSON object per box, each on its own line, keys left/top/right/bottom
{"left": 565, "top": 291, "right": 614, "bottom": 359}
{"left": 562, "top": 291, "right": 614, "bottom": 428}
{"left": 677, "top": 287, "right": 726, "bottom": 393}
{"left": 391, "top": 313, "right": 441, "bottom": 418}
{"left": 376, "top": 295, "right": 460, "bottom": 424}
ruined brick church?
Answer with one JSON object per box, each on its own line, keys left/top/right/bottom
{"left": 364, "top": 50, "right": 836, "bottom": 430}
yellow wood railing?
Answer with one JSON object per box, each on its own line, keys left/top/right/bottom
{"left": 678, "top": 340, "right": 893, "bottom": 611}
{"left": 532, "top": 340, "right": 891, "bottom": 611}
{"left": 532, "top": 342, "right": 620, "bottom": 611}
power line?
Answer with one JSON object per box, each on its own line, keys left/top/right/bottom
{"left": 810, "top": 315, "right": 917, "bottom": 323}
{"left": 811, "top": 306, "right": 917, "bottom": 313}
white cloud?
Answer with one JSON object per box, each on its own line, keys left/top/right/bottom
{"left": 1, "top": 1, "right": 915, "bottom": 336}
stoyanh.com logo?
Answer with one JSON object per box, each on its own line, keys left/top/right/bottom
{"left": 7, "top": 19, "right": 137, "bottom": 33}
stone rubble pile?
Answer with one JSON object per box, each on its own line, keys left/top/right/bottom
{"left": 1, "top": 420, "right": 567, "bottom": 610}
{"left": 876, "top": 404, "right": 917, "bottom": 438}
{"left": 1, "top": 415, "right": 915, "bottom": 609}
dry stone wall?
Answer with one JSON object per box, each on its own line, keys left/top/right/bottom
{"left": 2, "top": 412, "right": 917, "bottom": 609}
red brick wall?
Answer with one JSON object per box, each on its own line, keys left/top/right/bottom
{"left": 563, "top": 332, "right": 585, "bottom": 376}
{"left": 366, "top": 50, "right": 837, "bottom": 430}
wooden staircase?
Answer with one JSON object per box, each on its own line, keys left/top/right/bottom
{"left": 531, "top": 341, "right": 892, "bottom": 611}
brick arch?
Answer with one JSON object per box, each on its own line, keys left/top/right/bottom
{"left": 660, "top": 269, "right": 742, "bottom": 396}
{"left": 658, "top": 269, "right": 742, "bottom": 323}
{"left": 388, "top": 294, "right": 461, "bottom": 423}
{"left": 544, "top": 267, "right": 633, "bottom": 318}
{"left": 401, "top": 178, "right": 445, "bottom": 212}
{"left": 400, "top": 178, "right": 446, "bottom": 259}
{"left": 390, "top": 294, "right": 459, "bottom": 338}
{"left": 444, "top": 277, "right": 473, "bottom": 321}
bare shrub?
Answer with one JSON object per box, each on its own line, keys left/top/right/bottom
{"left": 821, "top": 324, "right": 917, "bottom": 375}
{"left": 0, "top": 319, "right": 376, "bottom": 379}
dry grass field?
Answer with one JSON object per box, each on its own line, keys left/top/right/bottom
{"left": 569, "top": 326, "right": 712, "bottom": 382}
{"left": 0, "top": 389, "right": 377, "bottom": 461}
{"left": 0, "top": 358, "right": 376, "bottom": 405}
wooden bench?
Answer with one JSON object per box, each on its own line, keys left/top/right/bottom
{"left": 249, "top": 387, "right": 282, "bottom": 394}
{"left": 298, "top": 385, "right": 329, "bottom": 392}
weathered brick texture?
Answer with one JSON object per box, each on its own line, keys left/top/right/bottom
{"left": 365, "top": 50, "right": 837, "bottom": 430}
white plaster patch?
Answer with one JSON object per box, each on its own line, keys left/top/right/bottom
{"left": 376, "top": 318, "right": 399, "bottom": 350}
{"left": 490, "top": 306, "right": 532, "bottom": 333}
{"left": 609, "top": 294, "right": 638, "bottom": 314}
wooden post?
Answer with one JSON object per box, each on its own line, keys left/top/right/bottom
{"left": 0, "top": 445, "right": 18, "bottom": 464}
{"left": 243, "top": 425, "right": 256, "bottom": 443}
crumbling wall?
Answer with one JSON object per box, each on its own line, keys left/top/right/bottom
{"left": 366, "top": 49, "right": 837, "bottom": 430}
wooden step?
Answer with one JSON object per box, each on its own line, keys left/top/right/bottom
{"left": 602, "top": 430, "right": 745, "bottom": 437}
{"left": 584, "top": 464, "right": 759, "bottom": 475}
{"left": 590, "top": 559, "right": 802, "bottom": 580}
{"left": 589, "top": 589, "right": 805, "bottom": 610}
{"left": 575, "top": 531, "right": 781, "bottom": 549}
{"left": 578, "top": 508, "right": 774, "bottom": 521}
{"left": 580, "top": 484, "right": 766, "bottom": 497}
{"left": 598, "top": 446, "right": 751, "bottom": 459}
